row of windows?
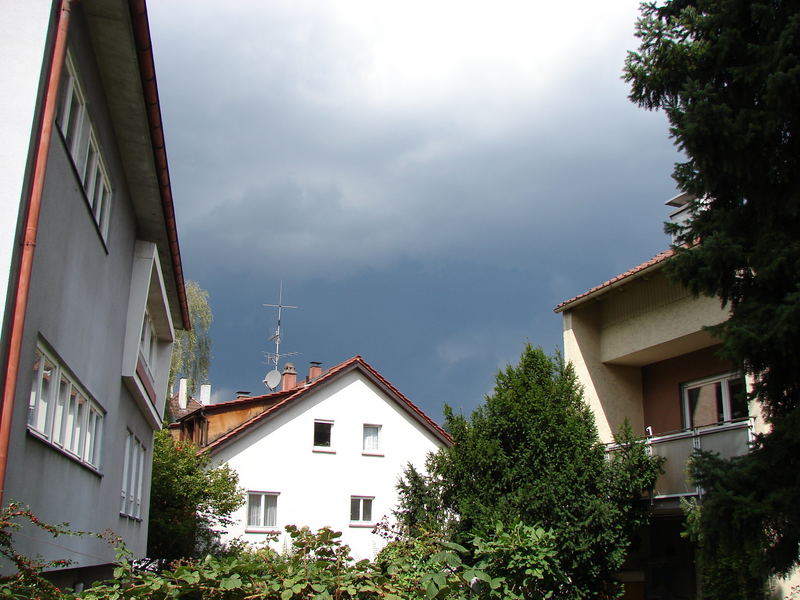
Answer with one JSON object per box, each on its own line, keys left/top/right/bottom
{"left": 56, "top": 53, "right": 112, "bottom": 239}
{"left": 27, "top": 345, "right": 104, "bottom": 469}
{"left": 28, "top": 344, "right": 149, "bottom": 522}
{"left": 313, "top": 421, "right": 382, "bottom": 453}
{"left": 246, "top": 492, "right": 374, "bottom": 530}
{"left": 121, "top": 431, "right": 146, "bottom": 520}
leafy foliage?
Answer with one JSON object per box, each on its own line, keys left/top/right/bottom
{"left": 169, "top": 281, "right": 213, "bottom": 399}
{"left": 398, "top": 345, "right": 662, "bottom": 599}
{"left": 625, "top": 0, "right": 800, "bottom": 588}
{"left": 147, "top": 429, "right": 244, "bottom": 561}
{"left": 0, "top": 503, "right": 91, "bottom": 599}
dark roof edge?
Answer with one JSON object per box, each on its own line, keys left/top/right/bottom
{"left": 203, "top": 356, "right": 452, "bottom": 454}
{"left": 554, "top": 248, "right": 674, "bottom": 313}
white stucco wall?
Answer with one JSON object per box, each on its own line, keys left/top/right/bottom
{"left": 0, "top": 1, "right": 52, "bottom": 331}
{"left": 212, "top": 369, "right": 446, "bottom": 560}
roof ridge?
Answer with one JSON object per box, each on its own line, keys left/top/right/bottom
{"left": 201, "top": 354, "right": 451, "bottom": 453}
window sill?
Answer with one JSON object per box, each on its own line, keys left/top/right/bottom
{"left": 26, "top": 427, "right": 103, "bottom": 477}
{"left": 361, "top": 451, "right": 384, "bottom": 457}
{"left": 245, "top": 528, "right": 280, "bottom": 535}
{"left": 349, "top": 523, "right": 375, "bottom": 529}
{"left": 119, "top": 513, "right": 142, "bottom": 523}
{"left": 312, "top": 448, "right": 336, "bottom": 454}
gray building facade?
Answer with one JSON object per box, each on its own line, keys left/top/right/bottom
{"left": 0, "top": 0, "right": 188, "bottom": 583}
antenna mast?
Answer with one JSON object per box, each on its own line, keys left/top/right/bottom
{"left": 262, "top": 282, "right": 299, "bottom": 390}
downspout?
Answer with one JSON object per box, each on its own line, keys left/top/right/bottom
{"left": 0, "top": 0, "right": 72, "bottom": 505}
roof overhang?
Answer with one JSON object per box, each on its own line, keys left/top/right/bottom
{"left": 82, "top": 0, "right": 189, "bottom": 329}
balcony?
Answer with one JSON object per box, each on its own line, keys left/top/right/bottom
{"left": 646, "top": 418, "right": 754, "bottom": 498}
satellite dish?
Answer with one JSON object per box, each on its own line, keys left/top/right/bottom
{"left": 264, "top": 369, "right": 281, "bottom": 390}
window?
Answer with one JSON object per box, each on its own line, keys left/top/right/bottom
{"left": 682, "top": 373, "right": 747, "bottom": 428}
{"left": 363, "top": 424, "right": 381, "bottom": 452}
{"left": 139, "top": 309, "right": 158, "bottom": 376}
{"left": 120, "top": 431, "right": 145, "bottom": 519}
{"left": 313, "top": 420, "right": 333, "bottom": 448}
{"left": 350, "top": 496, "right": 374, "bottom": 523}
{"left": 28, "top": 344, "right": 104, "bottom": 469}
{"left": 56, "top": 53, "right": 112, "bottom": 238}
{"left": 247, "top": 492, "right": 278, "bottom": 529}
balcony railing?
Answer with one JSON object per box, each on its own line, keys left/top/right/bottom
{"left": 645, "top": 418, "right": 754, "bottom": 498}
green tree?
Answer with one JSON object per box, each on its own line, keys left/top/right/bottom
{"left": 147, "top": 429, "right": 244, "bottom": 561}
{"left": 400, "top": 345, "right": 661, "bottom": 599}
{"left": 169, "top": 281, "right": 213, "bottom": 398}
{"left": 625, "top": 0, "right": 800, "bottom": 591}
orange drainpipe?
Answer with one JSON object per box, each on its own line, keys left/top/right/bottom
{"left": 0, "top": 0, "right": 72, "bottom": 505}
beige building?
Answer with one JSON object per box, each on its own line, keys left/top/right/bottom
{"left": 553, "top": 195, "right": 795, "bottom": 599}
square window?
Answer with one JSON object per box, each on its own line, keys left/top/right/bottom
{"left": 350, "top": 496, "right": 373, "bottom": 523}
{"left": 247, "top": 492, "right": 278, "bottom": 528}
{"left": 363, "top": 424, "right": 381, "bottom": 451}
{"left": 314, "top": 421, "right": 333, "bottom": 447}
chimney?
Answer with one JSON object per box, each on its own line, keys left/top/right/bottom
{"left": 308, "top": 361, "right": 322, "bottom": 381}
{"left": 281, "top": 363, "right": 297, "bottom": 391}
{"left": 200, "top": 384, "right": 211, "bottom": 406}
{"left": 178, "top": 378, "right": 188, "bottom": 410}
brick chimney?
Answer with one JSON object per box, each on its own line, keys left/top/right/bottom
{"left": 281, "top": 363, "right": 297, "bottom": 391}
{"left": 308, "top": 361, "right": 323, "bottom": 381}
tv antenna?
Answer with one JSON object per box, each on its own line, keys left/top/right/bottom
{"left": 262, "top": 282, "right": 299, "bottom": 390}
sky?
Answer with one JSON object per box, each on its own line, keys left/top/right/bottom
{"left": 147, "top": 0, "right": 682, "bottom": 423}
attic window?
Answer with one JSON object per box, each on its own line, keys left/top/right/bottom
{"left": 313, "top": 420, "right": 333, "bottom": 448}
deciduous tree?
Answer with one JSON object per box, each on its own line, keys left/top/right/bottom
{"left": 147, "top": 429, "right": 243, "bottom": 561}
{"left": 169, "top": 281, "right": 213, "bottom": 399}
{"left": 398, "top": 345, "right": 661, "bottom": 599}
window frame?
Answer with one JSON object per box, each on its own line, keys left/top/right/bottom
{"left": 362, "top": 424, "right": 383, "bottom": 456}
{"left": 120, "top": 430, "right": 146, "bottom": 520}
{"left": 349, "top": 496, "right": 375, "bottom": 527}
{"left": 312, "top": 419, "right": 334, "bottom": 452}
{"left": 681, "top": 371, "right": 747, "bottom": 429}
{"left": 245, "top": 491, "right": 279, "bottom": 532}
{"left": 27, "top": 343, "right": 104, "bottom": 471}
{"left": 56, "top": 52, "right": 113, "bottom": 240}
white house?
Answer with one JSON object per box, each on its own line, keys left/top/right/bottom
{"left": 170, "top": 357, "right": 452, "bottom": 559}
{"left": 0, "top": 0, "right": 188, "bottom": 584}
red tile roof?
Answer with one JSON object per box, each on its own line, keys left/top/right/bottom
{"left": 554, "top": 248, "right": 675, "bottom": 313}
{"left": 201, "top": 355, "right": 452, "bottom": 454}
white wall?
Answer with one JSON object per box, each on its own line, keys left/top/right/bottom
{"left": 213, "top": 369, "right": 445, "bottom": 560}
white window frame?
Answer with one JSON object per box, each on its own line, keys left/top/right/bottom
{"left": 246, "top": 491, "right": 278, "bottom": 530}
{"left": 56, "top": 52, "right": 112, "bottom": 239}
{"left": 139, "top": 308, "right": 158, "bottom": 379}
{"left": 362, "top": 424, "right": 382, "bottom": 454}
{"left": 27, "top": 344, "right": 104, "bottom": 470}
{"left": 682, "top": 372, "right": 747, "bottom": 429}
{"left": 120, "top": 430, "right": 145, "bottom": 520}
{"left": 313, "top": 419, "right": 334, "bottom": 451}
{"left": 349, "top": 496, "right": 374, "bottom": 525}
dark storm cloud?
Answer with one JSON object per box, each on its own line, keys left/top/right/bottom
{"left": 149, "top": 1, "right": 681, "bottom": 417}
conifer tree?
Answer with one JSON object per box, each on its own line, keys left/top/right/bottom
{"left": 625, "top": 1, "right": 800, "bottom": 591}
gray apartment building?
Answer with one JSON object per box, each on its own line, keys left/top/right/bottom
{"left": 0, "top": 0, "right": 188, "bottom": 584}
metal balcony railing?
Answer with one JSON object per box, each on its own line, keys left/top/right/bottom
{"left": 645, "top": 418, "right": 754, "bottom": 498}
